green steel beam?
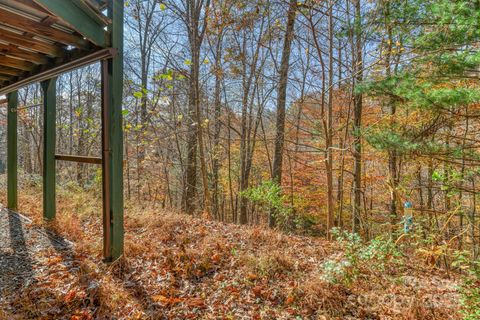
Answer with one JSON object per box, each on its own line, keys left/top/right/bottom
{"left": 33, "top": 0, "right": 108, "bottom": 47}
{"left": 102, "top": 0, "right": 124, "bottom": 261}
{"left": 41, "top": 78, "right": 57, "bottom": 220}
{"left": 7, "top": 91, "right": 17, "bottom": 210}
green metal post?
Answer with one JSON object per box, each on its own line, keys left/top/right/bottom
{"left": 102, "top": 0, "right": 124, "bottom": 261}
{"left": 7, "top": 91, "right": 17, "bottom": 210}
{"left": 41, "top": 78, "right": 57, "bottom": 220}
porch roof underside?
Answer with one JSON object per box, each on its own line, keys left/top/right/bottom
{"left": 0, "top": 0, "right": 112, "bottom": 96}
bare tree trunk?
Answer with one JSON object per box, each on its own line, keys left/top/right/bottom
{"left": 352, "top": 0, "right": 363, "bottom": 233}
{"left": 75, "top": 71, "right": 85, "bottom": 185}
{"left": 182, "top": 0, "right": 211, "bottom": 215}
{"left": 471, "top": 177, "right": 478, "bottom": 258}
{"left": 325, "top": 0, "right": 335, "bottom": 239}
{"left": 211, "top": 42, "right": 223, "bottom": 220}
{"left": 458, "top": 107, "right": 469, "bottom": 249}
{"left": 417, "top": 166, "right": 426, "bottom": 239}
{"left": 196, "top": 85, "right": 211, "bottom": 216}
{"left": 427, "top": 158, "right": 434, "bottom": 229}
{"left": 208, "top": 0, "right": 228, "bottom": 221}
{"left": 270, "top": 0, "right": 297, "bottom": 228}
{"left": 184, "top": 62, "right": 199, "bottom": 214}
{"left": 227, "top": 109, "right": 236, "bottom": 223}
{"left": 237, "top": 15, "right": 267, "bottom": 225}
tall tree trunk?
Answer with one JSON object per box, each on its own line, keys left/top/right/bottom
{"left": 427, "top": 158, "right": 434, "bottom": 230}
{"left": 270, "top": 0, "right": 297, "bottom": 228}
{"left": 211, "top": 38, "right": 223, "bottom": 220}
{"left": 183, "top": 53, "right": 199, "bottom": 215}
{"left": 75, "top": 72, "right": 84, "bottom": 185}
{"left": 325, "top": 0, "right": 335, "bottom": 239}
{"left": 209, "top": 0, "right": 227, "bottom": 220}
{"left": 384, "top": 3, "right": 398, "bottom": 235}
{"left": 182, "top": 0, "right": 211, "bottom": 215}
{"left": 238, "top": 18, "right": 266, "bottom": 225}
{"left": 471, "top": 177, "right": 478, "bottom": 258}
{"left": 352, "top": 0, "right": 363, "bottom": 233}
{"left": 458, "top": 107, "right": 469, "bottom": 249}
{"left": 196, "top": 77, "right": 211, "bottom": 216}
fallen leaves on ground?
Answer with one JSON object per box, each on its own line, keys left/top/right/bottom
{"left": 0, "top": 187, "right": 461, "bottom": 319}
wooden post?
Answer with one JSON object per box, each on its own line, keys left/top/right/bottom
{"left": 41, "top": 78, "right": 57, "bottom": 220}
{"left": 102, "top": 0, "right": 124, "bottom": 261}
{"left": 7, "top": 91, "right": 17, "bottom": 210}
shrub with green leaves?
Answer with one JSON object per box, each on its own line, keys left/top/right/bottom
{"left": 241, "top": 180, "right": 293, "bottom": 230}
{"left": 321, "top": 228, "right": 401, "bottom": 286}
{"left": 242, "top": 180, "right": 322, "bottom": 233}
{"left": 453, "top": 252, "right": 480, "bottom": 320}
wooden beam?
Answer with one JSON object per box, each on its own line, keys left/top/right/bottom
{"left": 0, "top": 27, "right": 64, "bottom": 56}
{"left": 0, "top": 43, "right": 49, "bottom": 64}
{"left": 7, "top": 91, "right": 17, "bottom": 210}
{"left": 55, "top": 154, "right": 102, "bottom": 164}
{"left": 0, "top": 55, "right": 36, "bottom": 71}
{"left": 0, "top": 66, "right": 24, "bottom": 76}
{"left": 42, "top": 77, "right": 56, "bottom": 220}
{"left": 33, "top": 0, "right": 108, "bottom": 47}
{"left": 0, "top": 6, "right": 88, "bottom": 49}
{"left": 0, "top": 48, "right": 115, "bottom": 96}
{"left": 40, "top": 16, "right": 58, "bottom": 26}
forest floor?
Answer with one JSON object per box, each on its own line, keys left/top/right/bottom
{"left": 0, "top": 182, "right": 462, "bottom": 319}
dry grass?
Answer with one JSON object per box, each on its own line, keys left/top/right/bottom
{"left": 297, "top": 279, "right": 352, "bottom": 318}
{"left": 242, "top": 251, "right": 297, "bottom": 279}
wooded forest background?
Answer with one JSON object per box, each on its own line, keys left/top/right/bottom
{"left": 2, "top": 0, "right": 479, "bottom": 261}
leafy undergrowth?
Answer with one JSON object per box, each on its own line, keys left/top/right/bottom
{"left": 0, "top": 183, "right": 461, "bottom": 319}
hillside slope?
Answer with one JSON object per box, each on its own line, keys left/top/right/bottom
{"left": 0, "top": 186, "right": 460, "bottom": 319}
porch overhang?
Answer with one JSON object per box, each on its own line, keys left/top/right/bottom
{"left": 0, "top": 0, "right": 125, "bottom": 262}
{"left": 0, "top": 0, "right": 110, "bottom": 95}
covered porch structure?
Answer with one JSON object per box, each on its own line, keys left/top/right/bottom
{"left": 0, "top": 0, "right": 124, "bottom": 261}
